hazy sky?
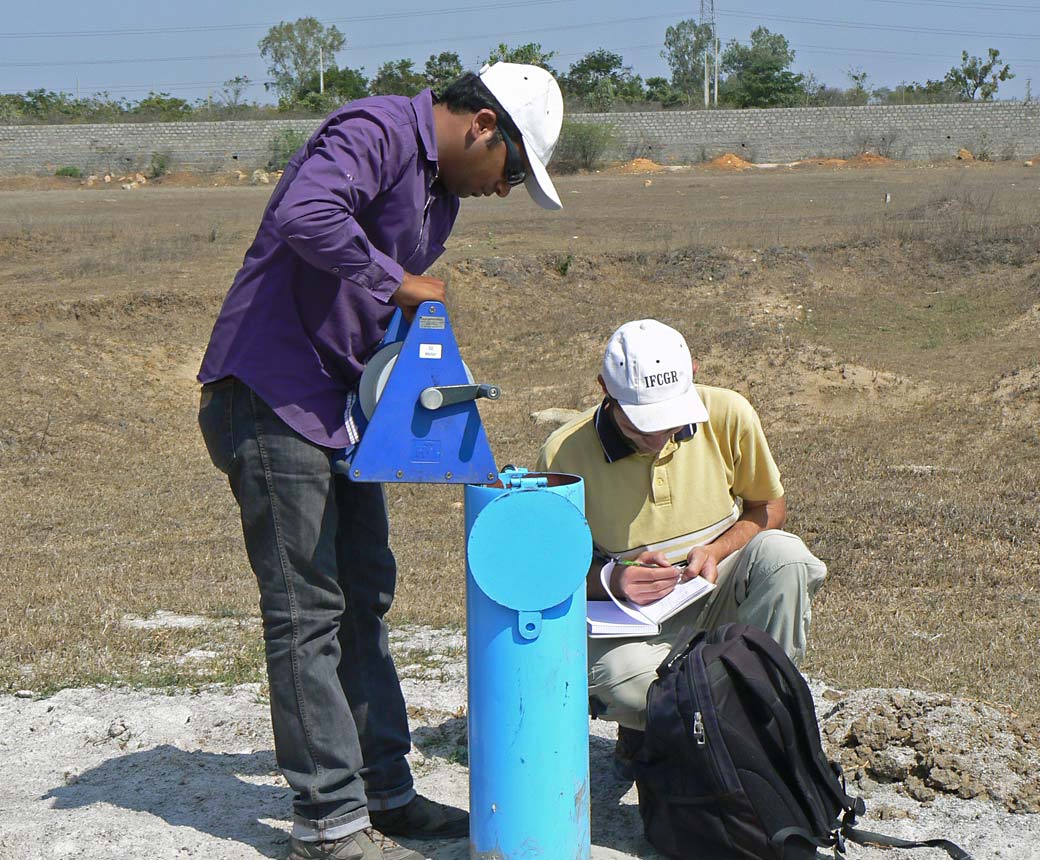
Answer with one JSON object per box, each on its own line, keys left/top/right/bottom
{"left": 1, "top": 1, "right": 1036, "bottom": 102}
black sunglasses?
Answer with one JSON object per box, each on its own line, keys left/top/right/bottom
{"left": 497, "top": 115, "right": 527, "bottom": 187}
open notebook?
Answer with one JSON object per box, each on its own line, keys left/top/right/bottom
{"left": 586, "top": 559, "right": 715, "bottom": 638}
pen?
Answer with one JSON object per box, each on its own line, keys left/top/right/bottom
{"left": 615, "top": 559, "right": 689, "bottom": 569}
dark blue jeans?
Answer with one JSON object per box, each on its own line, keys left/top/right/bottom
{"left": 198, "top": 378, "right": 415, "bottom": 840}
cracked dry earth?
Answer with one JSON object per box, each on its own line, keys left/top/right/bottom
{"left": 1, "top": 625, "right": 1038, "bottom": 860}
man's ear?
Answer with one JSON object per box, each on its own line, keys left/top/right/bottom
{"left": 471, "top": 108, "right": 499, "bottom": 143}
{"left": 596, "top": 374, "right": 608, "bottom": 395}
{"left": 691, "top": 359, "right": 700, "bottom": 376}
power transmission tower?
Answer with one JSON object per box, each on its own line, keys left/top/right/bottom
{"left": 712, "top": 0, "right": 719, "bottom": 106}
{"left": 701, "top": 0, "right": 720, "bottom": 107}
{"left": 700, "top": 0, "right": 709, "bottom": 106}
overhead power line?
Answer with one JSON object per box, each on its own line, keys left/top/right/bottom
{"left": 5, "top": 5, "right": 1040, "bottom": 71}
{"left": 718, "top": 7, "right": 1040, "bottom": 41}
{"left": 0, "top": 0, "right": 573, "bottom": 39}
{"left": 0, "top": 0, "right": 1035, "bottom": 40}
{"left": 0, "top": 52, "right": 258, "bottom": 69}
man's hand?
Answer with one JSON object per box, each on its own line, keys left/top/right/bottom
{"left": 392, "top": 272, "right": 446, "bottom": 321}
{"left": 685, "top": 545, "right": 720, "bottom": 584}
{"left": 611, "top": 550, "right": 682, "bottom": 606}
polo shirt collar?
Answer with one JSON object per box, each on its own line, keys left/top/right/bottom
{"left": 593, "top": 398, "right": 697, "bottom": 463}
{"left": 411, "top": 89, "right": 438, "bottom": 166}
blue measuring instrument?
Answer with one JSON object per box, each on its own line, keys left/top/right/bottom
{"left": 333, "top": 302, "right": 500, "bottom": 484}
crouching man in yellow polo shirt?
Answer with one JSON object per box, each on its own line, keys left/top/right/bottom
{"left": 536, "top": 319, "right": 827, "bottom": 779}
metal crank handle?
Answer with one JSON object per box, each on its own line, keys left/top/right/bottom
{"left": 419, "top": 383, "right": 501, "bottom": 411}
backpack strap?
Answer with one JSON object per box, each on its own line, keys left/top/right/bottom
{"left": 770, "top": 825, "right": 841, "bottom": 856}
{"left": 771, "top": 823, "right": 974, "bottom": 860}
{"left": 842, "top": 824, "right": 974, "bottom": 860}
{"left": 724, "top": 625, "right": 858, "bottom": 813}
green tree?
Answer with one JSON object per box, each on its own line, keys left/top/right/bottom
{"left": 721, "top": 27, "right": 802, "bottom": 108}
{"left": 645, "top": 76, "right": 683, "bottom": 107}
{"left": 259, "top": 17, "right": 346, "bottom": 102}
{"left": 562, "top": 49, "right": 644, "bottom": 109}
{"left": 662, "top": 19, "right": 715, "bottom": 104}
{"left": 218, "top": 76, "right": 252, "bottom": 116}
{"left": 844, "top": 67, "right": 873, "bottom": 106}
{"left": 486, "top": 42, "right": 556, "bottom": 71}
{"left": 883, "top": 79, "right": 957, "bottom": 105}
{"left": 370, "top": 59, "right": 426, "bottom": 96}
{"left": 424, "top": 52, "right": 463, "bottom": 92}
{"left": 945, "top": 48, "right": 1014, "bottom": 101}
{"left": 725, "top": 27, "right": 795, "bottom": 71}
{"left": 132, "top": 92, "right": 193, "bottom": 121}
{"left": 296, "top": 65, "right": 368, "bottom": 101}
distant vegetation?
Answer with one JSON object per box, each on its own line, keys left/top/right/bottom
{"left": 0, "top": 16, "right": 1019, "bottom": 124}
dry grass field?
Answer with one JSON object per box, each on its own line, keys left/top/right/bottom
{"left": 1, "top": 161, "right": 1037, "bottom": 720}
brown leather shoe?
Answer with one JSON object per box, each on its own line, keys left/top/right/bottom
{"left": 288, "top": 828, "right": 423, "bottom": 860}
{"left": 369, "top": 794, "right": 468, "bottom": 839}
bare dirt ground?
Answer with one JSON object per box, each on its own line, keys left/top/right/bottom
{"left": 2, "top": 622, "right": 1039, "bottom": 860}
{"left": 0, "top": 161, "right": 1037, "bottom": 858}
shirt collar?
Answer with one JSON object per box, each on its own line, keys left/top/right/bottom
{"left": 593, "top": 398, "right": 697, "bottom": 464}
{"left": 411, "top": 89, "right": 438, "bottom": 166}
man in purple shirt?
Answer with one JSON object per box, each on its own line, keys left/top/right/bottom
{"left": 197, "top": 64, "right": 564, "bottom": 860}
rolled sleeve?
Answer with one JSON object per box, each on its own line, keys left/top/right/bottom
{"left": 273, "top": 114, "right": 409, "bottom": 302}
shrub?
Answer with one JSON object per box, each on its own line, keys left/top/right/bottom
{"left": 54, "top": 166, "right": 82, "bottom": 178}
{"left": 552, "top": 119, "right": 615, "bottom": 173}
{"left": 147, "top": 151, "right": 171, "bottom": 179}
{"left": 269, "top": 128, "right": 310, "bottom": 171}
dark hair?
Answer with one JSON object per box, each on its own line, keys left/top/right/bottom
{"left": 436, "top": 71, "right": 519, "bottom": 145}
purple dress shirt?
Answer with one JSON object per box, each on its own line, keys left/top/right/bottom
{"left": 198, "top": 90, "right": 459, "bottom": 448}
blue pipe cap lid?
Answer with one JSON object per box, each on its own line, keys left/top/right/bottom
{"left": 467, "top": 490, "right": 592, "bottom": 611}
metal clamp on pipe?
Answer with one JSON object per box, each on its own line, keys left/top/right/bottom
{"left": 419, "top": 383, "right": 500, "bottom": 411}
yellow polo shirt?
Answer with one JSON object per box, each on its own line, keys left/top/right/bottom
{"left": 535, "top": 385, "right": 784, "bottom": 563}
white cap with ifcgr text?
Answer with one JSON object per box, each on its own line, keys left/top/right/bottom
{"left": 602, "top": 320, "right": 709, "bottom": 433}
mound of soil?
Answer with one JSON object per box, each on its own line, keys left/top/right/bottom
{"left": 707, "top": 152, "right": 753, "bottom": 170}
{"left": 609, "top": 158, "right": 666, "bottom": 174}
{"left": 822, "top": 687, "right": 1040, "bottom": 813}
{"left": 848, "top": 152, "right": 895, "bottom": 167}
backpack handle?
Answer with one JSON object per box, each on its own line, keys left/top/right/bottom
{"left": 658, "top": 624, "right": 702, "bottom": 675}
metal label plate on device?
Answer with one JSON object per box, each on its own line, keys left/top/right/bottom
{"left": 419, "top": 344, "right": 442, "bottom": 359}
{"left": 418, "top": 315, "right": 446, "bottom": 330}
{"left": 410, "top": 440, "right": 441, "bottom": 462}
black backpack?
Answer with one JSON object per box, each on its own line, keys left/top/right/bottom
{"left": 633, "top": 623, "right": 972, "bottom": 860}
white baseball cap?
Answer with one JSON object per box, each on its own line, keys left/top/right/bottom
{"left": 602, "top": 320, "right": 708, "bottom": 433}
{"left": 478, "top": 62, "right": 564, "bottom": 210}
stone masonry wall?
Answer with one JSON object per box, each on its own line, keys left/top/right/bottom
{"left": 580, "top": 102, "right": 1040, "bottom": 165}
{"left": 0, "top": 102, "right": 1037, "bottom": 176}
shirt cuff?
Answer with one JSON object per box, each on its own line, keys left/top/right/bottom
{"left": 338, "top": 249, "right": 404, "bottom": 304}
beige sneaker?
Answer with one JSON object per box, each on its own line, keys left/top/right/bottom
{"left": 288, "top": 828, "right": 424, "bottom": 860}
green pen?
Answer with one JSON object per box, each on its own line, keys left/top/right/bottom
{"left": 615, "top": 559, "right": 688, "bottom": 569}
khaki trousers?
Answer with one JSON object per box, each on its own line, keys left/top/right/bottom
{"left": 587, "top": 529, "right": 827, "bottom": 730}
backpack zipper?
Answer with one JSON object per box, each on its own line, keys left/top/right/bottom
{"left": 693, "top": 711, "right": 706, "bottom": 746}
{"left": 688, "top": 649, "right": 742, "bottom": 794}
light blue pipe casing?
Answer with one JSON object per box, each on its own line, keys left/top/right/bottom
{"left": 464, "top": 468, "right": 593, "bottom": 860}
